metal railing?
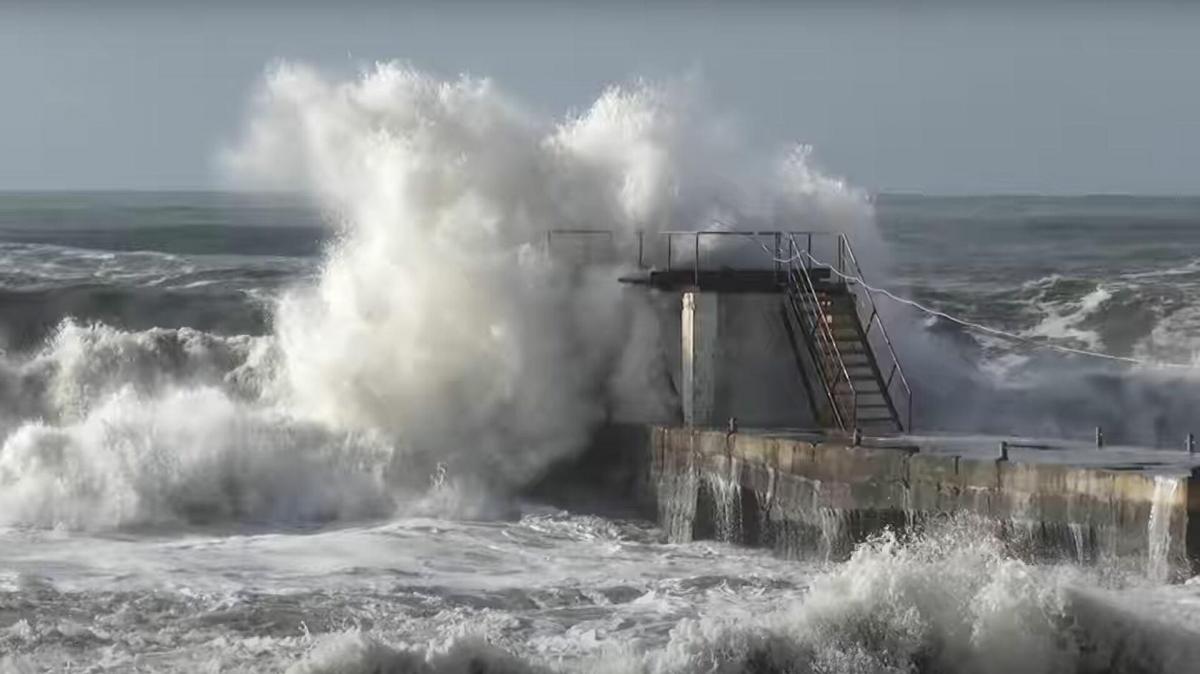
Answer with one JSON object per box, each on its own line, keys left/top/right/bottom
{"left": 830, "top": 234, "right": 913, "bottom": 432}
{"left": 781, "top": 246, "right": 857, "bottom": 430}
{"left": 545, "top": 228, "right": 844, "bottom": 276}
{"left": 656, "top": 229, "right": 840, "bottom": 275}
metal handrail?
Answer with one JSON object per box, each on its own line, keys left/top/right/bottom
{"left": 835, "top": 234, "right": 914, "bottom": 432}
{"left": 783, "top": 248, "right": 857, "bottom": 431}
{"left": 657, "top": 230, "right": 841, "bottom": 278}
{"left": 546, "top": 228, "right": 845, "bottom": 278}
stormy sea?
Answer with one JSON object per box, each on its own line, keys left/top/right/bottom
{"left": 3, "top": 65, "right": 1200, "bottom": 672}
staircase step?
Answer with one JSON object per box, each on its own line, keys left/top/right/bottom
{"left": 830, "top": 345, "right": 867, "bottom": 354}
{"left": 832, "top": 341, "right": 863, "bottom": 349}
{"left": 795, "top": 303, "right": 854, "bottom": 315}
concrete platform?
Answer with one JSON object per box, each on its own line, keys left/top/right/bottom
{"left": 557, "top": 425, "right": 1200, "bottom": 582}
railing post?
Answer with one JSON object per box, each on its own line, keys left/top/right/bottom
{"left": 666, "top": 235, "right": 672, "bottom": 271}
{"left": 851, "top": 387, "right": 857, "bottom": 433}
{"left": 637, "top": 231, "right": 644, "bottom": 269}
{"left": 773, "top": 232, "right": 781, "bottom": 283}
{"left": 694, "top": 233, "right": 701, "bottom": 287}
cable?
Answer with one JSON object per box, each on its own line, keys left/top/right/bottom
{"left": 747, "top": 236, "right": 1197, "bottom": 371}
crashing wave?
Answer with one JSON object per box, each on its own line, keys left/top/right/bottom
{"left": 282, "top": 520, "right": 1199, "bottom": 674}
{"left": 0, "top": 64, "right": 871, "bottom": 530}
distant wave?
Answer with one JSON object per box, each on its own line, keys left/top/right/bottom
{"left": 0, "top": 242, "right": 315, "bottom": 348}
{"left": 0, "top": 284, "right": 269, "bottom": 349}
{"left": 0, "top": 223, "right": 327, "bottom": 257}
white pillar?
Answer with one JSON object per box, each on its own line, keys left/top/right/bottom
{"left": 682, "top": 291, "right": 718, "bottom": 426}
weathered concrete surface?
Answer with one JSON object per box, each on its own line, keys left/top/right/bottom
{"left": 599, "top": 425, "right": 1199, "bottom": 581}
{"left": 668, "top": 293, "right": 814, "bottom": 429}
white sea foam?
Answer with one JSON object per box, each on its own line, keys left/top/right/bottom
{"left": 3, "top": 515, "right": 1183, "bottom": 672}
{"left": 0, "top": 386, "right": 404, "bottom": 529}
{"left": 1022, "top": 284, "right": 1112, "bottom": 350}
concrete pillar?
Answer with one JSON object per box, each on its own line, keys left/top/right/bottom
{"left": 682, "top": 291, "right": 718, "bottom": 426}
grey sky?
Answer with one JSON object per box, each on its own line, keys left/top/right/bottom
{"left": 1, "top": 1, "right": 1198, "bottom": 194}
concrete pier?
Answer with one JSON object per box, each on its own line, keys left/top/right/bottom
{"left": 554, "top": 425, "right": 1200, "bottom": 582}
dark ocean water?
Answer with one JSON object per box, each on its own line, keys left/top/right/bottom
{"left": 882, "top": 194, "right": 1200, "bottom": 362}
{"left": 870, "top": 194, "right": 1200, "bottom": 445}
{"left": 0, "top": 192, "right": 325, "bottom": 348}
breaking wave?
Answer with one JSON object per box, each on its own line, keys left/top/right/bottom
{"left": 231, "top": 62, "right": 874, "bottom": 498}
{"left": 280, "top": 520, "right": 1199, "bottom": 674}
{"left": 0, "top": 63, "right": 873, "bottom": 530}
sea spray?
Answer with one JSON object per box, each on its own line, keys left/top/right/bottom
{"left": 0, "top": 386, "right": 398, "bottom": 528}
{"left": 225, "top": 62, "right": 876, "bottom": 511}
{"left": 0, "top": 63, "right": 876, "bottom": 529}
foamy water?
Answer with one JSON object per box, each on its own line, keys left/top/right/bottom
{"left": 4, "top": 514, "right": 1199, "bottom": 672}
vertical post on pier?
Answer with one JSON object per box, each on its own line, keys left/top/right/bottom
{"left": 1095, "top": 426, "right": 1105, "bottom": 448}
{"left": 1187, "top": 433, "right": 1195, "bottom": 454}
{"left": 999, "top": 441, "right": 1009, "bottom": 462}
{"left": 637, "top": 231, "right": 644, "bottom": 269}
{"left": 773, "top": 232, "right": 782, "bottom": 284}
{"left": 682, "top": 291, "right": 719, "bottom": 427}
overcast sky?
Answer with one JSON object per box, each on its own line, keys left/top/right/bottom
{"left": 2, "top": 1, "right": 1198, "bottom": 194}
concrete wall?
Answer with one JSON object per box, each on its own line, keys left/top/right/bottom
{"left": 618, "top": 425, "right": 1198, "bottom": 581}
{"left": 666, "top": 292, "right": 814, "bottom": 428}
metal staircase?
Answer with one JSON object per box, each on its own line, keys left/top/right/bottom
{"left": 780, "top": 233, "right": 912, "bottom": 434}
